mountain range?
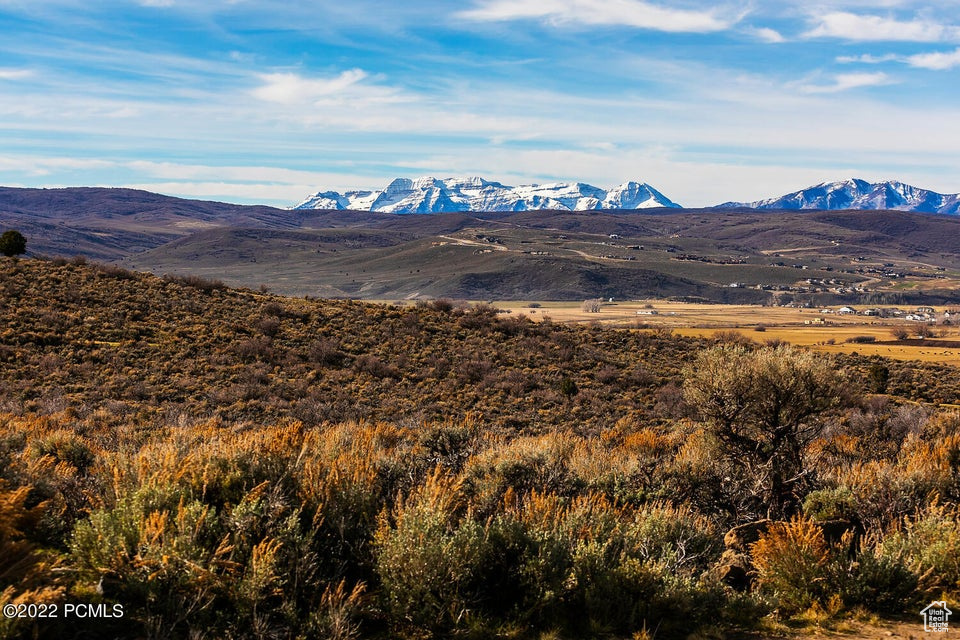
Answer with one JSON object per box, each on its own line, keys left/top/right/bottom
{"left": 295, "top": 176, "right": 960, "bottom": 215}
{"left": 718, "top": 178, "right": 960, "bottom": 214}
{"left": 295, "top": 176, "right": 681, "bottom": 212}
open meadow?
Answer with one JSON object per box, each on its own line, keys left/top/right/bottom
{"left": 494, "top": 300, "right": 960, "bottom": 366}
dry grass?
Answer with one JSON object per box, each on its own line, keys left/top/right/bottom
{"left": 671, "top": 327, "right": 960, "bottom": 365}
{"left": 491, "top": 301, "right": 960, "bottom": 365}
{"left": 494, "top": 300, "right": 949, "bottom": 328}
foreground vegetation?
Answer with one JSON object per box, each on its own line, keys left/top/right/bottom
{"left": 1, "top": 257, "right": 958, "bottom": 639}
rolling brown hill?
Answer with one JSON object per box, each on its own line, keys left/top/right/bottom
{"left": 5, "top": 186, "right": 960, "bottom": 301}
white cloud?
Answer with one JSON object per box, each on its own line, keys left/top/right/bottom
{"left": 0, "top": 68, "right": 34, "bottom": 80}
{"left": 0, "top": 156, "right": 115, "bottom": 176}
{"left": 835, "top": 53, "right": 900, "bottom": 64}
{"left": 806, "top": 11, "right": 960, "bottom": 42}
{"left": 748, "top": 27, "right": 786, "bottom": 43}
{"left": 458, "top": 0, "right": 740, "bottom": 33}
{"left": 906, "top": 47, "right": 960, "bottom": 69}
{"left": 120, "top": 181, "right": 316, "bottom": 203}
{"left": 836, "top": 47, "right": 960, "bottom": 71}
{"left": 0, "top": 154, "right": 391, "bottom": 204}
{"left": 798, "top": 71, "right": 893, "bottom": 93}
{"left": 125, "top": 160, "right": 344, "bottom": 185}
{"left": 251, "top": 69, "right": 370, "bottom": 104}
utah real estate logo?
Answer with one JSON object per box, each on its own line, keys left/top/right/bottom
{"left": 921, "top": 601, "right": 952, "bottom": 633}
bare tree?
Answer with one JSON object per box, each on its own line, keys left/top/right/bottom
{"left": 683, "top": 345, "right": 846, "bottom": 519}
{"left": 581, "top": 298, "right": 603, "bottom": 313}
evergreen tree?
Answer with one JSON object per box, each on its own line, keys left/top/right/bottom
{"left": 0, "top": 230, "right": 26, "bottom": 257}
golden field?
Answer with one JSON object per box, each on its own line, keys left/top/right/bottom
{"left": 494, "top": 300, "right": 960, "bottom": 365}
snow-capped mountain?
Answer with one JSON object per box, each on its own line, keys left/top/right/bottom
{"left": 294, "top": 176, "right": 681, "bottom": 212}
{"left": 717, "top": 179, "right": 960, "bottom": 214}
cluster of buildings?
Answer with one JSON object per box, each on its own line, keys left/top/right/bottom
{"left": 800, "top": 306, "right": 950, "bottom": 326}
{"left": 820, "top": 306, "right": 948, "bottom": 323}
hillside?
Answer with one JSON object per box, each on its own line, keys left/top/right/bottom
{"left": 124, "top": 207, "right": 960, "bottom": 302}
{"left": 6, "top": 187, "right": 960, "bottom": 302}
{"left": 1, "top": 256, "right": 959, "bottom": 640}
{"left": 0, "top": 256, "right": 708, "bottom": 431}
{"left": 1, "top": 256, "right": 955, "bottom": 423}
{"left": 0, "top": 187, "right": 296, "bottom": 261}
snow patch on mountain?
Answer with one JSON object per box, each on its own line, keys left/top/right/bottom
{"left": 718, "top": 179, "right": 960, "bottom": 214}
{"left": 294, "top": 177, "right": 681, "bottom": 212}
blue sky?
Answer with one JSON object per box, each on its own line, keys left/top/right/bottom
{"left": 1, "top": 0, "right": 960, "bottom": 207}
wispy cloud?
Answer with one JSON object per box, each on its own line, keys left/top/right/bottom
{"left": 906, "top": 47, "right": 960, "bottom": 69}
{"left": 2, "top": 1, "right": 960, "bottom": 208}
{"left": 0, "top": 68, "right": 34, "bottom": 80}
{"left": 837, "top": 47, "right": 960, "bottom": 70}
{"left": 836, "top": 53, "right": 900, "bottom": 64}
{"left": 0, "top": 155, "right": 114, "bottom": 176}
{"left": 125, "top": 160, "right": 360, "bottom": 186}
{"left": 458, "top": 0, "right": 741, "bottom": 33}
{"left": 747, "top": 27, "right": 786, "bottom": 43}
{"left": 797, "top": 71, "right": 893, "bottom": 93}
{"left": 806, "top": 11, "right": 960, "bottom": 42}
{"left": 0, "top": 154, "right": 393, "bottom": 204}
{"left": 121, "top": 181, "right": 322, "bottom": 203}
{"left": 251, "top": 69, "right": 371, "bottom": 104}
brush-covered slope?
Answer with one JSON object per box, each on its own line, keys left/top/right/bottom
{"left": 0, "top": 255, "right": 699, "bottom": 430}
{"left": 1, "top": 256, "right": 955, "bottom": 429}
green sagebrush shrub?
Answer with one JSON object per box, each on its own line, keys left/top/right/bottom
{"left": 375, "top": 476, "right": 725, "bottom": 638}
{"left": 751, "top": 517, "right": 921, "bottom": 617}
{"left": 374, "top": 471, "right": 488, "bottom": 634}
{"left": 878, "top": 502, "right": 960, "bottom": 596}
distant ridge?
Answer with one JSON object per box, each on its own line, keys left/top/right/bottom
{"left": 716, "top": 178, "right": 960, "bottom": 214}
{"left": 294, "top": 176, "right": 681, "bottom": 212}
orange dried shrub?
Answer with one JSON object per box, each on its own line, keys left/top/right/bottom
{"left": 828, "top": 426, "right": 960, "bottom": 531}
{"left": 311, "top": 578, "right": 367, "bottom": 640}
{"left": 751, "top": 517, "right": 832, "bottom": 614}
{"left": 833, "top": 460, "right": 913, "bottom": 530}
{"left": 622, "top": 427, "right": 676, "bottom": 458}
{"left": 299, "top": 448, "right": 383, "bottom": 581}
{"left": 101, "top": 419, "right": 308, "bottom": 509}
{"left": 0, "top": 480, "right": 65, "bottom": 638}
{"left": 899, "top": 431, "right": 960, "bottom": 492}
{"left": 459, "top": 432, "right": 583, "bottom": 518}
{"left": 567, "top": 440, "right": 637, "bottom": 498}
{"left": 70, "top": 489, "right": 235, "bottom": 639}
{"left": 497, "top": 491, "right": 719, "bottom": 636}
{"left": 807, "top": 432, "right": 861, "bottom": 468}
{"left": 0, "top": 413, "right": 102, "bottom": 545}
